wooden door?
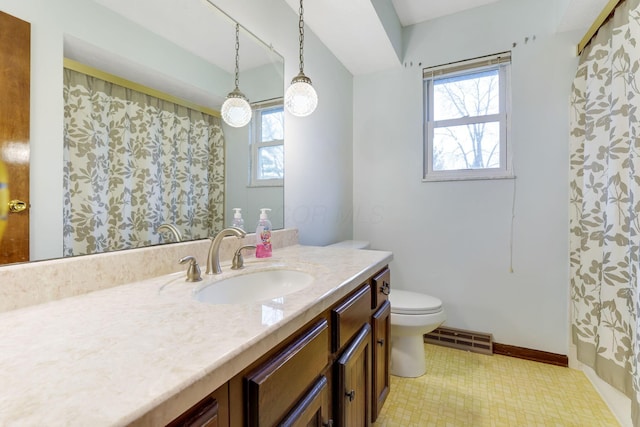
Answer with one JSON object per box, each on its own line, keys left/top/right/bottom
{"left": 0, "top": 11, "right": 30, "bottom": 265}
{"left": 336, "top": 324, "right": 371, "bottom": 427}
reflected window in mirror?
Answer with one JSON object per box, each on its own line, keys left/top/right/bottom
{"left": 251, "top": 103, "right": 284, "bottom": 187}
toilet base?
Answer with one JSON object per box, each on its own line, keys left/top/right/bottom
{"left": 390, "top": 334, "right": 427, "bottom": 377}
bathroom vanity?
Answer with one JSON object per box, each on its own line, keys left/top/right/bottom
{"left": 0, "top": 241, "right": 392, "bottom": 426}
{"left": 170, "top": 265, "right": 392, "bottom": 426}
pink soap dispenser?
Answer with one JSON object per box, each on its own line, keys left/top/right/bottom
{"left": 255, "top": 208, "right": 272, "bottom": 258}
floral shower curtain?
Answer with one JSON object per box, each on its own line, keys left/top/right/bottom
{"left": 63, "top": 68, "right": 225, "bottom": 256}
{"left": 569, "top": 0, "right": 640, "bottom": 424}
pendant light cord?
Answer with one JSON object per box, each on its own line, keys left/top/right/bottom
{"left": 298, "top": 0, "right": 305, "bottom": 74}
{"left": 234, "top": 23, "right": 240, "bottom": 89}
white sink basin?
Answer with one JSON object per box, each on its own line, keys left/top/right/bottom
{"left": 194, "top": 269, "right": 314, "bottom": 305}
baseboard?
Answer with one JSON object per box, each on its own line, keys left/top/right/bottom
{"left": 493, "top": 342, "right": 568, "bottom": 367}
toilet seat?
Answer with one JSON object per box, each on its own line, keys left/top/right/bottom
{"left": 389, "top": 289, "right": 443, "bottom": 315}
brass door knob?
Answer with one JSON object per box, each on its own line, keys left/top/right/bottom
{"left": 8, "top": 200, "right": 27, "bottom": 213}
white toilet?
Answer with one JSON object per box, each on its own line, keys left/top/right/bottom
{"left": 327, "top": 240, "right": 446, "bottom": 378}
{"left": 389, "top": 289, "right": 446, "bottom": 377}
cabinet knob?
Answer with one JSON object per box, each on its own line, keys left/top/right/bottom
{"left": 345, "top": 389, "right": 356, "bottom": 402}
{"left": 380, "top": 281, "right": 390, "bottom": 295}
{"left": 323, "top": 420, "right": 334, "bottom": 427}
{"left": 377, "top": 339, "right": 385, "bottom": 346}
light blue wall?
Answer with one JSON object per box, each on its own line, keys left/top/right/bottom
{"left": 353, "top": 0, "right": 580, "bottom": 354}
{"left": 225, "top": 63, "right": 285, "bottom": 231}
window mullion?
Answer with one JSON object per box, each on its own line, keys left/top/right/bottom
{"left": 433, "top": 114, "right": 503, "bottom": 128}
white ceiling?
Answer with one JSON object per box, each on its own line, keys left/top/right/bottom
{"left": 91, "top": 0, "right": 280, "bottom": 73}
{"left": 392, "top": 0, "right": 500, "bottom": 26}
{"left": 93, "top": 0, "right": 610, "bottom": 78}
{"left": 283, "top": 0, "right": 610, "bottom": 75}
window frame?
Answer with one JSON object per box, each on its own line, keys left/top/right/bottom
{"left": 423, "top": 52, "right": 513, "bottom": 182}
{"left": 250, "top": 103, "right": 284, "bottom": 188}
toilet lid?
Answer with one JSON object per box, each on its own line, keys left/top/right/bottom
{"left": 389, "top": 289, "right": 443, "bottom": 315}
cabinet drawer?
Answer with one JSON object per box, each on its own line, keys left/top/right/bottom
{"left": 245, "top": 319, "right": 329, "bottom": 427}
{"left": 167, "top": 383, "right": 229, "bottom": 427}
{"left": 332, "top": 285, "right": 371, "bottom": 352}
{"left": 371, "top": 268, "right": 390, "bottom": 310}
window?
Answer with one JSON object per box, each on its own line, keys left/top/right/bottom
{"left": 251, "top": 104, "right": 284, "bottom": 186}
{"left": 423, "top": 52, "right": 512, "bottom": 181}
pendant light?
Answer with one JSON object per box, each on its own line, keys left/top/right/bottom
{"left": 221, "top": 23, "right": 252, "bottom": 128}
{"left": 285, "top": 0, "right": 318, "bottom": 117}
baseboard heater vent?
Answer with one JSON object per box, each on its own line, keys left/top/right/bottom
{"left": 424, "top": 326, "right": 493, "bottom": 355}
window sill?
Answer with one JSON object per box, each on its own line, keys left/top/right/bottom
{"left": 422, "top": 172, "right": 515, "bottom": 183}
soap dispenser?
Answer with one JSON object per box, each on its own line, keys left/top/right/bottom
{"left": 231, "top": 208, "right": 244, "bottom": 230}
{"left": 255, "top": 208, "right": 272, "bottom": 258}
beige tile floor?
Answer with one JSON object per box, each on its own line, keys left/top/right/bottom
{"left": 373, "top": 343, "right": 620, "bottom": 426}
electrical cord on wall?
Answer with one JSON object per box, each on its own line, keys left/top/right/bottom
{"left": 509, "top": 170, "right": 517, "bottom": 273}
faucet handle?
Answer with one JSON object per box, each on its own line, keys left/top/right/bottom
{"left": 232, "top": 245, "right": 257, "bottom": 270}
{"left": 179, "top": 256, "right": 203, "bottom": 282}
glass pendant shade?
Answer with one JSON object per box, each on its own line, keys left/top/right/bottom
{"left": 286, "top": 0, "right": 317, "bottom": 118}
{"left": 221, "top": 88, "right": 252, "bottom": 128}
{"left": 221, "top": 23, "right": 251, "bottom": 128}
{"left": 285, "top": 72, "right": 318, "bottom": 117}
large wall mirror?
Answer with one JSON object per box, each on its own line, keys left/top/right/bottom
{"left": 0, "top": 0, "right": 284, "bottom": 266}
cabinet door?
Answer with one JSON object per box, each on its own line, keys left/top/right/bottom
{"left": 371, "top": 300, "right": 391, "bottom": 422}
{"left": 335, "top": 323, "right": 371, "bottom": 427}
{"left": 280, "top": 375, "right": 331, "bottom": 427}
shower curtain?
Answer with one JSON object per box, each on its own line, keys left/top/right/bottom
{"left": 569, "top": 0, "right": 640, "bottom": 424}
{"left": 63, "top": 68, "right": 225, "bottom": 256}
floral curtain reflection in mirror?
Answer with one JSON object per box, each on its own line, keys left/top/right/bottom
{"left": 62, "top": 67, "right": 225, "bottom": 257}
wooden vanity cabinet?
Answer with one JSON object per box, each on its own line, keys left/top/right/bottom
{"left": 171, "top": 266, "right": 391, "bottom": 427}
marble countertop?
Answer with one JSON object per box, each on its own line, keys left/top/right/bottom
{"left": 0, "top": 244, "right": 392, "bottom": 426}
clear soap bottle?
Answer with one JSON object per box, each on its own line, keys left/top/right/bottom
{"left": 231, "top": 208, "right": 244, "bottom": 230}
{"left": 255, "top": 208, "right": 272, "bottom": 258}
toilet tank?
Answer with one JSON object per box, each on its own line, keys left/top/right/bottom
{"left": 326, "top": 240, "right": 370, "bottom": 249}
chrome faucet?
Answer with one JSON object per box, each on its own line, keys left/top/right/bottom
{"left": 157, "top": 223, "right": 183, "bottom": 242}
{"left": 206, "top": 227, "right": 247, "bottom": 274}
